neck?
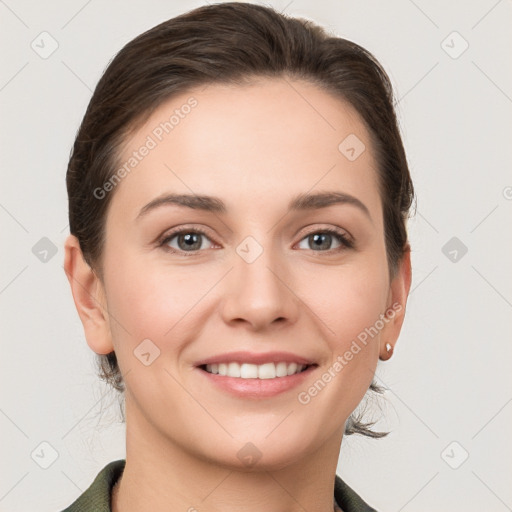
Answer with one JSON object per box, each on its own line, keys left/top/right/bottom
{"left": 112, "top": 398, "right": 344, "bottom": 512}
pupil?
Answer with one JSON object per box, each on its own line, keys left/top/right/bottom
{"left": 180, "top": 233, "right": 200, "bottom": 250}
{"left": 312, "top": 233, "right": 330, "bottom": 250}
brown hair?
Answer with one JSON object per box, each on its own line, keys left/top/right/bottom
{"left": 66, "top": 2, "right": 415, "bottom": 438}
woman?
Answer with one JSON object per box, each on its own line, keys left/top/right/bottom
{"left": 62, "top": 3, "right": 414, "bottom": 511}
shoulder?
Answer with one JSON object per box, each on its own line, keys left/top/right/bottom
{"left": 334, "top": 474, "right": 379, "bottom": 512}
{"left": 59, "top": 459, "right": 125, "bottom": 512}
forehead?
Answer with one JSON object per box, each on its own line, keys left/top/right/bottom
{"left": 108, "top": 77, "right": 382, "bottom": 222}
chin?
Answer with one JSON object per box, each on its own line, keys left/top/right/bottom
{"left": 195, "top": 431, "right": 316, "bottom": 473}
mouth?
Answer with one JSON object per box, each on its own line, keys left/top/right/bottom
{"left": 198, "top": 363, "right": 317, "bottom": 399}
{"left": 200, "top": 361, "right": 314, "bottom": 379}
{"left": 195, "top": 352, "right": 318, "bottom": 398}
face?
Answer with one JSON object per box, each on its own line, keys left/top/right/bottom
{"left": 73, "top": 77, "right": 409, "bottom": 471}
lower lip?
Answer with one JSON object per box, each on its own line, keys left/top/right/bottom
{"left": 197, "top": 365, "right": 317, "bottom": 399}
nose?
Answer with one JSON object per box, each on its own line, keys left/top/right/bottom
{"left": 221, "top": 241, "right": 300, "bottom": 331}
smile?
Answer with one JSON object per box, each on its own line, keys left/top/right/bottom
{"left": 202, "top": 362, "right": 310, "bottom": 379}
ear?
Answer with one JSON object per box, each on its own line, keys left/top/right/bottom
{"left": 379, "top": 245, "right": 412, "bottom": 361}
{"left": 63, "top": 234, "right": 114, "bottom": 355}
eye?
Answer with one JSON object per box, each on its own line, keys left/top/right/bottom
{"left": 160, "top": 228, "right": 215, "bottom": 254}
{"left": 296, "top": 228, "right": 353, "bottom": 252}
{"left": 158, "top": 226, "right": 353, "bottom": 255}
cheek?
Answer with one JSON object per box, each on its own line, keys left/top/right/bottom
{"left": 303, "top": 262, "right": 387, "bottom": 395}
{"left": 301, "top": 257, "right": 389, "bottom": 345}
{"left": 281, "top": 264, "right": 388, "bottom": 442}
{"left": 293, "top": 263, "right": 388, "bottom": 414}
{"left": 103, "top": 249, "right": 218, "bottom": 358}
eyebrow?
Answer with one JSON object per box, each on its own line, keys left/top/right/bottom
{"left": 136, "top": 191, "right": 372, "bottom": 221}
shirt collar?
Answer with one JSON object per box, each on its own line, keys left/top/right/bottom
{"left": 61, "top": 459, "right": 378, "bottom": 512}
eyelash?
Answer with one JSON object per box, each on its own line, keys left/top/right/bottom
{"left": 158, "top": 226, "right": 354, "bottom": 256}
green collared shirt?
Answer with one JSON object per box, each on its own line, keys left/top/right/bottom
{"left": 60, "top": 459, "right": 378, "bottom": 512}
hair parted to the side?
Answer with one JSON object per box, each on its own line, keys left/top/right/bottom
{"left": 66, "top": 2, "right": 415, "bottom": 438}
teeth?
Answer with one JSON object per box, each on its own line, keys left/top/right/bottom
{"left": 275, "top": 362, "right": 288, "bottom": 377}
{"left": 204, "top": 362, "right": 307, "bottom": 379}
{"left": 228, "top": 362, "right": 241, "bottom": 377}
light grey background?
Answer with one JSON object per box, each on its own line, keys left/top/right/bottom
{"left": 1, "top": 1, "right": 511, "bottom": 511}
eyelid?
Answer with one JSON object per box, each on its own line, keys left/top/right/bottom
{"left": 158, "top": 223, "right": 355, "bottom": 254}
{"left": 297, "top": 224, "right": 352, "bottom": 241}
{"left": 158, "top": 225, "right": 217, "bottom": 248}
{"left": 295, "top": 225, "right": 354, "bottom": 250}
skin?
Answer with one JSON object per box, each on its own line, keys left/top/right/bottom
{"left": 64, "top": 77, "right": 411, "bottom": 512}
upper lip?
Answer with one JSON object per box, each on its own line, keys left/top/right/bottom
{"left": 195, "top": 351, "right": 316, "bottom": 367}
